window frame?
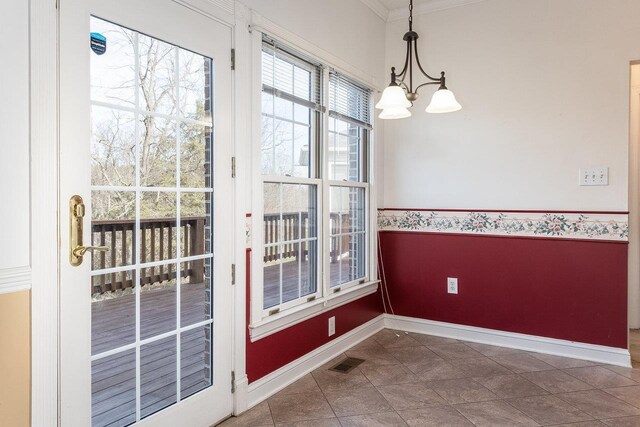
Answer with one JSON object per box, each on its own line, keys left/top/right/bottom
{"left": 249, "top": 32, "right": 378, "bottom": 341}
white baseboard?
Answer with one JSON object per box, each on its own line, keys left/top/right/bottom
{"left": 246, "top": 314, "right": 385, "bottom": 409}
{"left": 385, "top": 314, "right": 631, "bottom": 368}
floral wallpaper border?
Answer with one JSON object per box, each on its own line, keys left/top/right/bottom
{"left": 377, "top": 209, "right": 629, "bottom": 241}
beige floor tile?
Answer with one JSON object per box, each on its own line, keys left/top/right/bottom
{"left": 454, "top": 400, "right": 539, "bottom": 426}
{"left": 377, "top": 382, "right": 446, "bottom": 411}
{"left": 373, "top": 330, "right": 421, "bottom": 349}
{"left": 387, "top": 345, "right": 441, "bottom": 368}
{"left": 490, "top": 353, "right": 555, "bottom": 373}
{"left": 604, "top": 365, "right": 640, "bottom": 383}
{"left": 550, "top": 422, "right": 606, "bottom": 427}
{"left": 604, "top": 385, "right": 640, "bottom": 408}
{"left": 520, "top": 370, "right": 594, "bottom": 393}
{"left": 528, "top": 353, "right": 599, "bottom": 369}
{"left": 311, "top": 367, "right": 371, "bottom": 393}
{"left": 409, "top": 358, "right": 470, "bottom": 381}
{"left": 601, "top": 415, "right": 640, "bottom": 426}
{"left": 564, "top": 366, "right": 638, "bottom": 388}
{"left": 360, "top": 363, "right": 418, "bottom": 386}
{"left": 473, "top": 374, "right": 548, "bottom": 398}
{"left": 275, "top": 419, "right": 340, "bottom": 427}
{"left": 275, "top": 374, "right": 321, "bottom": 396}
{"left": 345, "top": 345, "right": 401, "bottom": 367}
{"left": 268, "top": 391, "right": 335, "bottom": 424}
{"left": 410, "top": 334, "right": 461, "bottom": 347}
{"left": 217, "top": 401, "right": 274, "bottom": 426}
{"left": 429, "top": 343, "right": 485, "bottom": 360}
{"left": 464, "top": 342, "right": 526, "bottom": 357}
{"left": 448, "top": 357, "right": 513, "bottom": 377}
{"left": 323, "top": 386, "right": 393, "bottom": 417}
{"left": 425, "top": 377, "right": 498, "bottom": 404}
{"left": 556, "top": 390, "right": 640, "bottom": 419}
{"left": 507, "top": 395, "right": 593, "bottom": 425}
{"left": 338, "top": 411, "right": 408, "bottom": 426}
{"left": 398, "top": 405, "right": 475, "bottom": 426}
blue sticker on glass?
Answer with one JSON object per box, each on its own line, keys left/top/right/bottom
{"left": 90, "top": 32, "right": 107, "bottom": 55}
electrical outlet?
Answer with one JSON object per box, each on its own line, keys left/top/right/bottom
{"left": 579, "top": 167, "right": 608, "bottom": 186}
{"left": 328, "top": 316, "right": 335, "bottom": 336}
{"left": 447, "top": 277, "right": 458, "bottom": 294}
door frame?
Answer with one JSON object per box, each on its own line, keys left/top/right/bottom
{"left": 30, "top": 0, "right": 251, "bottom": 423}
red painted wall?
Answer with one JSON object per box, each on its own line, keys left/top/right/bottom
{"left": 379, "top": 231, "right": 628, "bottom": 349}
{"left": 245, "top": 248, "right": 383, "bottom": 383}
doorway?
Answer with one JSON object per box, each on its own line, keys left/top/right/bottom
{"left": 58, "top": 0, "right": 234, "bottom": 425}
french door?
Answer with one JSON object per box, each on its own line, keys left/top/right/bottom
{"left": 59, "top": 0, "right": 234, "bottom": 425}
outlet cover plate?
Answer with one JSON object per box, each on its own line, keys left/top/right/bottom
{"left": 447, "top": 277, "right": 458, "bottom": 294}
{"left": 328, "top": 316, "right": 335, "bottom": 336}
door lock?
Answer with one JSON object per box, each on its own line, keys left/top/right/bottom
{"left": 69, "top": 195, "right": 109, "bottom": 266}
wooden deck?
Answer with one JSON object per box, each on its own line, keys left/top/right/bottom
{"left": 91, "top": 259, "right": 355, "bottom": 426}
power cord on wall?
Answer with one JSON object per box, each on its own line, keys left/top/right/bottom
{"left": 377, "top": 231, "right": 407, "bottom": 338}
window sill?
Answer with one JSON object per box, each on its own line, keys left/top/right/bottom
{"left": 249, "top": 280, "right": 379, "bottom": 342}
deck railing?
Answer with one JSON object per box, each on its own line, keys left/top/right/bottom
{"left": 91, "top": 217, "right": 206, "bottom": 294}
{"left": 263, "top": 212, "right": 349, "bottom": 263}
{"left": 90, "top": 212, "right": 350, "bottom": 294}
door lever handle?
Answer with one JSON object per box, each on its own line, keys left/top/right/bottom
{"left": 73, "top": 245, "right": 109, "bottom": 257}
{"left": 69, "top": 195, "right": 109, "bottom": 266}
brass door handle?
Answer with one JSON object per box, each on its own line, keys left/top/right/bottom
{"left": 69, "top": 195, "right": 109, "bottom": 266}
{"left": 73, "top": 245, "right": 109, "bottom": 257}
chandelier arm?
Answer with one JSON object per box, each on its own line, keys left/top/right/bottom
{"left": 395, "top": 39, "right": 412, "bottom": 81}
{"left": 414, "top": 81, "right": 442, "bottom": 95}
{"left": 413, "top": 38, "right": 444, "bottom": 82}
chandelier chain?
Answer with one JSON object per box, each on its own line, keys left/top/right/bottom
{"left": 408, "top": 0, "right": 413, "bottom": 30}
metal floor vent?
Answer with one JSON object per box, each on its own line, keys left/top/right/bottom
{"left": 329, "top": 357, "right": 365, "bottom": 374}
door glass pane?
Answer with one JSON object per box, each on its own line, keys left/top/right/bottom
{"left": 180, "top": 325, "right": 212, "bottom": 399}
{"left": 91, "top": 349, "right": 136, "bottom": 427}
{"left": 89, "top": 16, "right": 215, "bottom": 425}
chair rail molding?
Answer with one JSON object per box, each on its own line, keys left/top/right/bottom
{"left": 0, "top": 266, "right": 31, "bottom": 294}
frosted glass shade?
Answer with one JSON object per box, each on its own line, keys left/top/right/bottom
{"left": 378, "top": 107, "right": 412, "bottom": 120}
{"left": 426, "top": 89, "right": 462, "bottom": 113}
{"left": 375, "top": 85, "right": 411, "bottom": 110}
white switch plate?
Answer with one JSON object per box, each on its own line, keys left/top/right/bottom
{"left": 328, "top": 316, "right": 335, "bottom": 336}
{"left": 579, "top": 167, "right": 609, "bottom": 186}
{"left": 447, "top": 277, "right": 458, "bottom": 294}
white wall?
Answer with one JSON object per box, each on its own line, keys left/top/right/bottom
{"left": 0, "top": 0, "right": 30, "bottom": 271}
{"left": 383, "top": 0, "right": 640, "bottom": 211}
{"left": 240, "top": 0, "right": 386, "bottom": 87}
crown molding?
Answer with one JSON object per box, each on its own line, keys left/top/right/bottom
{"left": 358, "top": 0, "right": 389, "bottom": 21}
{"left": 387, "top": 0, "right": 485, "bottom": 21}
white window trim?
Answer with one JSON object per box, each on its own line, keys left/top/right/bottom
{"left": 249, "top": 29, "right": 378, "bottom": 342}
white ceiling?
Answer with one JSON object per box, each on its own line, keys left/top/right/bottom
{"left": 361, "top": 0, "right": 485, "bottom": 21}
{"left": 377, "top": 0, "right": 429, "bottom": 10}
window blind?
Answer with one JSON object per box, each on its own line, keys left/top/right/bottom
{"left": 262, "top": 36, "right": 323, "bottom": 112}
{"left": 328, "top": 72, "right": 372, "bottom": 129}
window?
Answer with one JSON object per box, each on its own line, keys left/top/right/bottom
{"left": 327, "top": 72, "right": 371, "bottom": 291}
{"left": 254, "top": 35, "right": 375, "bottom": 333}
{"left": 261, "top": 39, "right": 323, "bottom": 314}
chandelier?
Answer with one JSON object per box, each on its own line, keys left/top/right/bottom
{"left": 376, "top": 0, "right": 462, "bottom": 119}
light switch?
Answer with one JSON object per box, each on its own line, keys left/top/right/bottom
{"left": 579, "top": 167, "right": 608, "bottom": 186}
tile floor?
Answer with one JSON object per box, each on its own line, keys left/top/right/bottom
{"left": 218, "top": 329, "right": 640, "bottom": 426}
